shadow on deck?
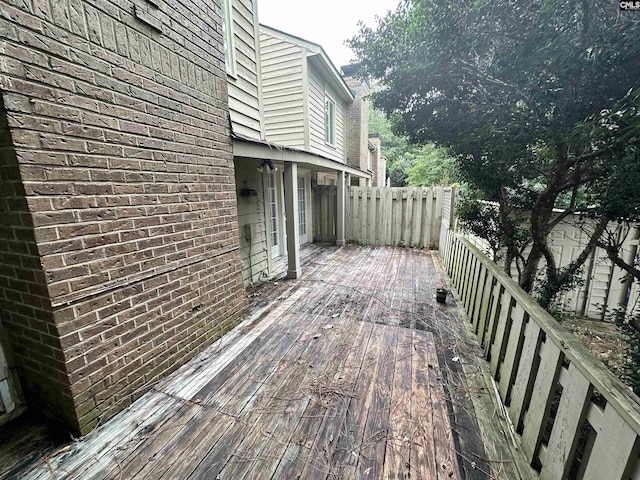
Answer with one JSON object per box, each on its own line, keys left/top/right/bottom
{"left": 12, "top": 244, "right": 523, "bottom": 480}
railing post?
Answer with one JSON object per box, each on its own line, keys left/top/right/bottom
{"left": 284, "top": 161, "right": 300, "bottom": 279}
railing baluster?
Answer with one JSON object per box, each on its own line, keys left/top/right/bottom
{"left": 540, "top": 362, "right": 592, "bottom": 480}
{"left": 470, "top": 266, "right": 488, "bottom": 331}
{"left": 489, "top": 292, "right": 514, "bottom": 377}
{"left": 476, "top": 275, "right": 495, "bottom": 341}
{"left": 521, "top": 340, "right": 563, "bottom": 463}
{"left": 498, "top": 304, "right": 527, "bottom": 401}
{"left": 508, "top": 320, "right": 543, "bottom": 432}
{"left": 460, "top": 248, "right": 473, "bottom": 306}
{"left": 582, "top": 406, "right": 639, "bottom": 480}
{"left": 465, "top": 256, "right": 481, "bottom": 315}
{"left": 453, "top": 241, "right": 463, "bottom": 286}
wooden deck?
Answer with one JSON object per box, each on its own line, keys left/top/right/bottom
{"left": 16, "top": 244, "right": 522, "bottom": 480}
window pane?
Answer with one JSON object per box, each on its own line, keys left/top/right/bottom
{"left": 269, "top": 172, "right": 278, "bottom": 247}
{"left": 324, "top": 97, "right": 335, "bottom": 145}
{"left": 298, "top": 176, "right": 306, "bottom": 236}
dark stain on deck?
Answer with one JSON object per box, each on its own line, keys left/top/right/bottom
{"left": 8, "top": 244, "right": 520, "bottom": 479}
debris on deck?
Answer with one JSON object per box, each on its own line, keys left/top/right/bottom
{"left": 11, "top": 245, "right": 521, "bottom": 479}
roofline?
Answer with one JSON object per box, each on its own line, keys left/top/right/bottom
{"left": 231, "top": 134, "right": 371, "bottom": 179}
{"left": 260, "top": 24, "right": 354, "bottom": 102}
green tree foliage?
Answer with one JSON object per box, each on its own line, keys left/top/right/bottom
{"left": 406, "top": 145, "right": 457, "bottom": 186}
{"left": 351, "top": 0, "right": 640, "bottom": 308}
{"left": 369, "top": 107, "right": 457, "bottom": 186}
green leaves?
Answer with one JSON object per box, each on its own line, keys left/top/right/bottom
{"left": 369, "top": 107, "right": 457, "bottom": 186}
{"left": 352, "top": 0, "right": 640, "bottom": 303}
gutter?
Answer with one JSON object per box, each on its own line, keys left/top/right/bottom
{"left": 231, "top": 133, "right": 372, "bottom": 180}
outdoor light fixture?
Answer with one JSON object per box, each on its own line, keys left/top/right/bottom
{"left": 240, "top": 180, "right": 258, "bottom": 197}
{"left": 257, "top": 159, "right": 275, "bottom": 173}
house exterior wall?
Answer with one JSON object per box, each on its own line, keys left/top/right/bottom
{"left": 259, "top": 31, "right": 305, "bottom": 148}
{"left": 234, "top": 159, "right": 270, "bottom": 286}
{"left": 369, "top": 135, "right": 386, "bottom": 187}
{"left": 343, "top": 75, "right": 370, "bottom": 173}
{"left": 308, "top": 64, "right": 346, "bottom": 163}
{"left": 0, "top": 0, "right": 244, "bottom": 434}
{"left": 227, "top": 0, "right": 263, "bottom": 140}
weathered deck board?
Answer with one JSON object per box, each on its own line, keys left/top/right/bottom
{"left": 353, "top": 324, "right": 399, "bottom": 479}
{"left": 327, "top": 321, "right": 388, "bottom": 478}
{"left": 267, "top": 321, "right": 373, "bottom": 479}
{"left": 381, "top": 328, "right": 413, "bottom": 480}
{"left": 411, "top": 329, "right": 438, "bottom": 480}
{"left": 15, "top": 245, "right": 524, "bottom": 480}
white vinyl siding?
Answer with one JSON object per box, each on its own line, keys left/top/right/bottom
{"left": 308, "top": 65, "right": 345, "bottom": 162}
{"left": 260, "top": 32, "right": 306, "bottom": 148}
{"left": 227, "top": 0, "right": 263, "bottom": 140}
{"left": 234, "top": 158, "right": 270, "bottom": 286}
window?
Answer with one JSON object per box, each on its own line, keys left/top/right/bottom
{"left": 222, "top": 0, "right": 236, "bottom": 77}
{"left": 298, "top": 176, "right": 306, "bottom": 236}
{"left": 324, "top": 96, "right": 336, "bottom": 145}
{"left": 268, "top": 172, "right": 278, "bottom": 248}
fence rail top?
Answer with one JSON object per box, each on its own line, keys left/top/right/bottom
{"left": 454, "top": 233, "right": 640, "bottom": 435}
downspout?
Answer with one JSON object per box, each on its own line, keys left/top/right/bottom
{"left": 618, "top": 224, "right": 640, "bottom": 311}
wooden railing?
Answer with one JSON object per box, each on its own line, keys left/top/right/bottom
{"left": 441, "top": 230, "right": 640, "bottom": 480}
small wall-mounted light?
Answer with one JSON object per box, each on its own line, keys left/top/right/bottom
{"left": 240, "top": 180, "right": 258, "bottom": 197}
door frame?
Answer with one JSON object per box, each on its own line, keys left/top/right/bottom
{"left": 264, "top": 168, "right": 285, "bottom": 262}
{"left": 297, "top": 169, "right": 312, "bottom": 245}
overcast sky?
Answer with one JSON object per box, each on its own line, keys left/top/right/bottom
{"left": 258, "top": 0, "right": 400, "bottom": 70}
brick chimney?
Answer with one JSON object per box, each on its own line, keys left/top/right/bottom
{"left": 341, "top": 64, "right": 370, "bottom": 185}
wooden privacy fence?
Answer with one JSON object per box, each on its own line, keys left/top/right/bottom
{"left": 347, "top": 187, "right": 444, "bottom": 248}
{"left": 441, "top": 229, "right": 640, "bottom": 480}
{"left": 313, "top": 185, "right": 338, "bottom": 243}
{"left": 313, "top": 185, "right": 444, "bottom": 249}
{"left": 313, "top": 186, "right": 446, "bottom": 248}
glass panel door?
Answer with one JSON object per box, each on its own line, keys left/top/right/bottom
{"left": 298, "top": 175, "right": 308, "bottom": 244}
{"left": 268, "top": 171, "right": 281, "bottom": 258}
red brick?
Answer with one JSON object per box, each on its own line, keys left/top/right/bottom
{"left": 0, "top": 0, "right": 244, "bottom": 436}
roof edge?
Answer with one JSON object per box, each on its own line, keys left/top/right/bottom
{"left": 260, "top": 24, "right": 354, "bottom": 102}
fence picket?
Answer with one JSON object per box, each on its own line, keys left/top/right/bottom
{"left": 313, "top": 186, "right": 448, "bottom": 248}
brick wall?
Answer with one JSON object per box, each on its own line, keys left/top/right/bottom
{"left": 342, "top": 74, "right": 370, "bottom": 179}
{"left": 0, "top": 0, "right": 244, "bottom": 434}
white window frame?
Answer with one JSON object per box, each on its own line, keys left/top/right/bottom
{"left": 324, "top": 95, "right": 336, "bottom": 146}
{"left": 222, "top": 0, "right": 237, "bottom": 77}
